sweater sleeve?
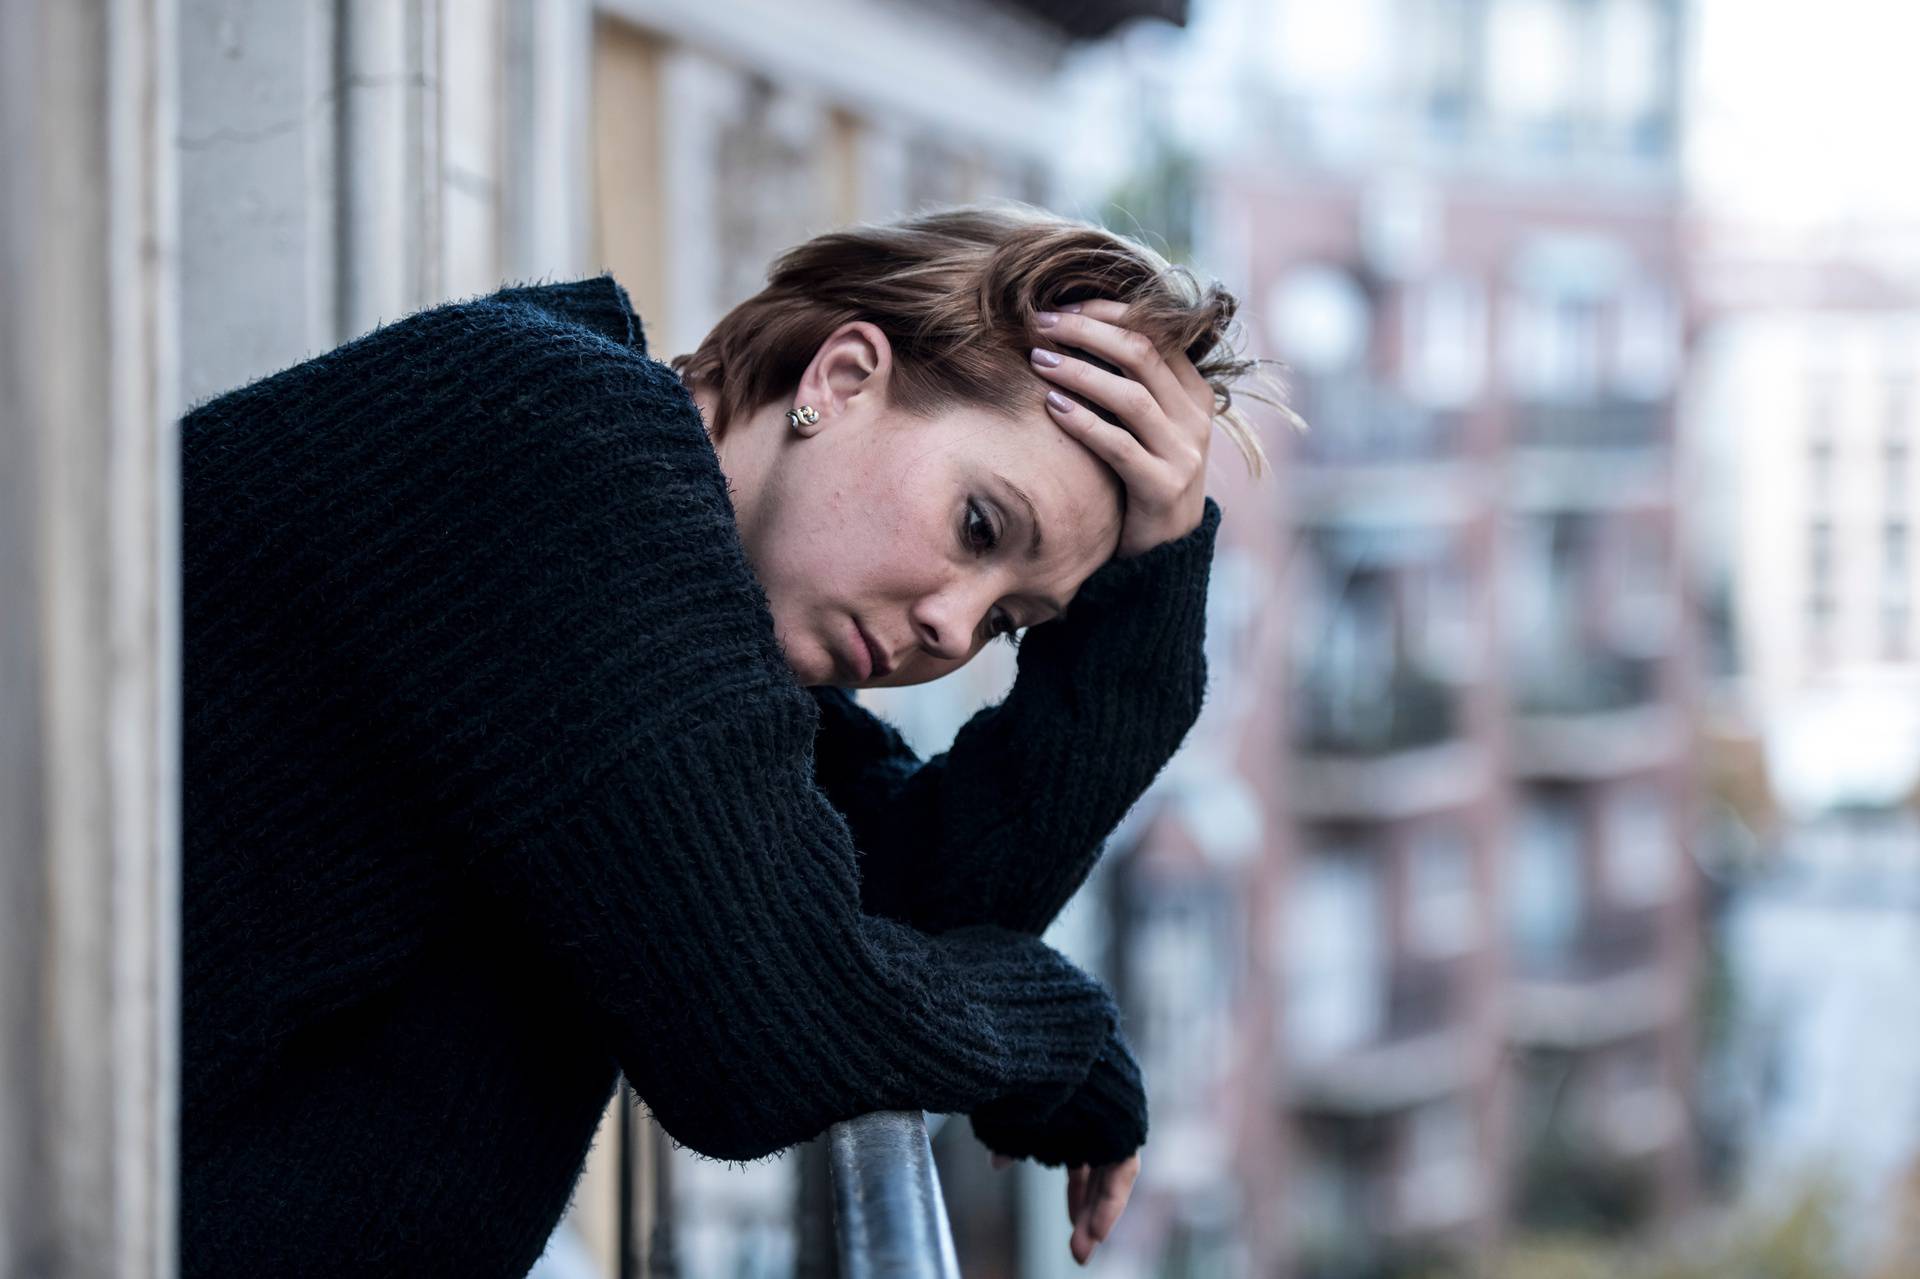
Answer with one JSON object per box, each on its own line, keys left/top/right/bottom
{"left": 202, "top": 291, "right": 1129, "bottom": 1164}
{"left": 477, "top": 691, "right": 1130, "bottom": 1164}
{"left": 810, "top": 497, "right": 1220, "bottom": 937}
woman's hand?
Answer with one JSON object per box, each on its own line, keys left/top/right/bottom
{"left": 991, "top": 1150, "right": 1142, "bottom": 1265}
{"left": 1030, "top": 300, "right": 1216, "bottom": 559}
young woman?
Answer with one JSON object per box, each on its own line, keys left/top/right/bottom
{"left": 177, "top": 202, "right": 1273, "bottom": 1277}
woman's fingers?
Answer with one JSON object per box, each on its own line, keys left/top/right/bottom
{"left": 1059, "top": 297, "right": 1218, "bottom": 429}
{"left": 1030, "top": 303, "right": 1196, "bottom": 459}
{"left": 1085, "top": 1154, "right": 1141, "bottom": 1246}
{"left": 1067, "top": 1163, "right": 1090, "bottom": 1224}
{"left": 1042, "top": 384, "right": 1165, "bottom": 492}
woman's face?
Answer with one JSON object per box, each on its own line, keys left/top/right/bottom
{"left": 701, "top": 321, "right": 1124, "bottom": 688}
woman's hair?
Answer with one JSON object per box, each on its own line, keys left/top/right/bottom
{"left": 668, "top": 200, "right": 1298, "bottom": 478}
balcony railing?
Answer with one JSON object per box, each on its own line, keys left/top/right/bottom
{"left": 1289, "top": 961, "right": 1477, "bottom": 1115}
{"left": 1294, "top": 666, "right": 1460, "bottom": 756}
{"left": 1514, "top": 400, "right": 1666, "bottom": 451}
{"left": 1292, "top": 376, "right": 1463, "bottom": 466}
{"left": 614, "top": 1098, "right": 959, "bottom": 1279}
{"left": 1511, "top": 650, "right": 1660, "bottom": 717}
{"left": 1515, "top": 906, "right": 1663, "bottom": 986}
{"left": 1509, "top": 909, "right": 1675, "bottom": 1048}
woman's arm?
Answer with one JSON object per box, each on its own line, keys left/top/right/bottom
{"left": 812, "top": 497, "right": 1219, "bottom": 937}
{"left": 263, "top": 293, "right": 1148, "bottom": 1164}
{"left": 473, "top": 693, "right": 1144, "bottom": 1165}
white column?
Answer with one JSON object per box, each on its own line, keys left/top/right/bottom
{"left": 2, "top": 1, "right": 181, "bottom": 1275}
{"left": 503, "top": 0, "right": 593, "bottom": 281}
{"left": 441, "top": 0, "right": 507, "bottom": 299}
{"left": 176, "top": 0, "right": 340, "bottom": 404}
{"left": 338, "top": 0, "right": 442, "bottom": 335}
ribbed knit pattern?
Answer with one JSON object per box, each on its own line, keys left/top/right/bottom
{"left": 178, "top": 275, "right": 1215, "bottom": 1277}
{"left": 810, "top": 496, "right": 1221, "bottom": 938}
{"left": 807, "top": 497, "right": 1221, "bottom": 1166}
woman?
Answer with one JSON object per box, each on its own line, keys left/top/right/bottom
{"left": 178, "top": 202, "right": 1273, "bottom": 1277}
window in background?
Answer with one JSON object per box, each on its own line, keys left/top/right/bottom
{"left": 1884, "top": 520, "right": 1911, "bottom": 661}
{"left": 1601, "top": 782, "right": 1674, "bottom": 907}
{"left": 1285, "top": 847, "right": 1386, "bottom": 1062}
{"left": 1605, "top": 518, "right": 1674, "bottom": 657}
{"left": 1417, "top": 0, "right": 1479, "bottom": 142}
{"left": 1596, "top": 0, "right": 1667, "bottom": 146}
{"left": 1807, "top": 519, "right": 1836, "bottom": 613}
{"left": 1407, "top": 822, "right": 1479, "bottom": 960}
{"left": 1414, "top": 555, "right": 1481, "bottom": 682}
{"left": 1403, "top": 272, "right": 1488, "bottom": 408}
{"left": 1885, "top": 434, "right": 1909, "bottom": 511}
{"left": 1125, "top": 876, "right": 1236, "bottom": 1125}
{"left": 1267, "top": 0, "right": 1394, "bottom": 156}
{"left": 1807, "top": 373, "right": 1841, "bottom": 441}
{"left": 1487, "top": 0, "right": 1577, "bottom": 149}
{"left": 1504, "top": 290, "right": 1601, "bottom": 401}
{"left": 1397, "top": 1098, "right": 1482, "bottom": 1231}
{"left": 1809, "top": 436, "right": 1836, "bottom": 508}
{"left": 1886, "top": 374, "right": 1913, "bottom": 439}
{"left": 1508, "top": 792, "right": 1585, "bottom": 971}
{"left": 1611, "top": 279, "right": 1679, "bottom": 400}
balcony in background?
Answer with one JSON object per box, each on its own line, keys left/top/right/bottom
{"left": 1292, "top": 667, "right": 1491, "bottom": 821}
{"left": 1292, "top": 376, "right": 1466, "bottom": 468}
{"left": 1510, "top": 651, "right": 1683, "bottom": 779}
{"left": 1296, "top": 665, "right": 1461, "bottom": 756}
{"left": 1509, "top": 908, "right": 1677, "bottom": 1049}
{"left": 1290, "top": 960, "right": 1482, "bottom": 1116}
{"left": 1514, "top": 400, "right": 1667, "bottom": 452}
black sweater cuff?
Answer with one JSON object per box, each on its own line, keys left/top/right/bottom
{"left": 968, "top": 1028, "right": 1148, "bottom": 1168}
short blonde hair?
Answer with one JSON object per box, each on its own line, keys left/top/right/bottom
{"left": 668, "top": 200, "right": 1296, "bottom": 478}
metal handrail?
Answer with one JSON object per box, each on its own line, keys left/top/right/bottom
{"left": 615, "top": 1102, "right": 960, "bottom": 1279}
{"left": 827, "top": 1112, "right": 962, "bottom": 1279}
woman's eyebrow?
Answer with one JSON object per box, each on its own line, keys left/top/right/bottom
{"left": 990, "top": 471, "right": 1070, "bottom": 620}
{"left": 992, "top": 472, "right": 1045, "bottom": 560}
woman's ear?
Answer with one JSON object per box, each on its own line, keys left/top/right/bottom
{"left": 804, "top": 322, "right": 892, "bottom": 425}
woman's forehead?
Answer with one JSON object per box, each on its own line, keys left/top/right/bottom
{"left": 953, "top": 412, "right": 1122, "bottom": 558}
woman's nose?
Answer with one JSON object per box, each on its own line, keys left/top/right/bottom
{"left": 911, "top": 587, "right": 993, "bottom": 664}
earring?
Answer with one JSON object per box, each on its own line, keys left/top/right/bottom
{"left": 786, "top": 404, "right": 820, "bottom": 433}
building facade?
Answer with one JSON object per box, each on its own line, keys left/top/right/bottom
{"left": 1044, "top": 1, "right": 1707, "bottom": 1274}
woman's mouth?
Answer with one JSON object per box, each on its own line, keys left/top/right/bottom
{"left": 851, "top": 618, "right": 892, "bottom": 680}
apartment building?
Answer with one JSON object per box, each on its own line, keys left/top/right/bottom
{"left": 1048, "top": 1, "right": 1706, "bottom": 1274}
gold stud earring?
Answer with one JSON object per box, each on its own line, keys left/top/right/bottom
{"left": 786, "top": 404, "right": 820, "bottom": 432}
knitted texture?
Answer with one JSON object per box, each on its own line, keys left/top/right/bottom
{"left": 178, "top": 275, "right": 1215, "bottom": 1277}
{"left": 969, "top": 1029, "right": 1150, "bottom": 1167}
{"left": 807, "top": 496, "right": 1220, "bottom": 1165}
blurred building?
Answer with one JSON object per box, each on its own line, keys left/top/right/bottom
{"left": 1685, "top": 226, "right": 1920, "bottom": 811}
{"left": 1682, "top": 226, "right": 1920, "bottom": 1273}
{"left": 1022, "top": 1, "right": 1708, "bottom": 1275}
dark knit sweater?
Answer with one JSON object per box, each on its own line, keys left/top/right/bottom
{"left": 178, "top": 275, "right": 1219, "bottom": 1277}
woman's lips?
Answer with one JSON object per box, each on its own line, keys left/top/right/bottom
{"left": 852, "top": 618, "right": 892, "bottom": 680}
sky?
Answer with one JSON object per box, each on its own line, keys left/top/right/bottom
{"left": 1688, "top": 0, "right": 1920, "bottom": 230}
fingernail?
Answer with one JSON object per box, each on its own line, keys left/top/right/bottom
{"left": 1061, "top": 302, "right": 1083, "bottom": 313}
{"left": 1047, "top": 390, "right": 1072, "bottom": 413}
{"left": 1031, "top": 348, "right": 1062, "bottom": 368}
{"left": 1034, "top": 311, "right": 1060, "bottom": 328}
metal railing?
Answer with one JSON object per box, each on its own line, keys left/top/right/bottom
{"left": 615, "top": 1095, "right": 959, "bottom": 1279}
{"left": 1514, "top": 399, "right": 1666, "bottom": 451}
{"left": 826, "top": 1113, "right": 963, "bottom": 1279}
{"left": 1293, "top": 664, "right": 1460, "bottom": 755}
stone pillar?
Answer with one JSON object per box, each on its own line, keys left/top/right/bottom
{"left": 1, "top": 1, "right": 181, "bottom": 1274}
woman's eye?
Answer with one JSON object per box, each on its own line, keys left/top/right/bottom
{"left": 964, "top": 498, "right": 1001, "bottom": 555}
{"left": 990, "top": 608, "right": 1023, "bottom": 648}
